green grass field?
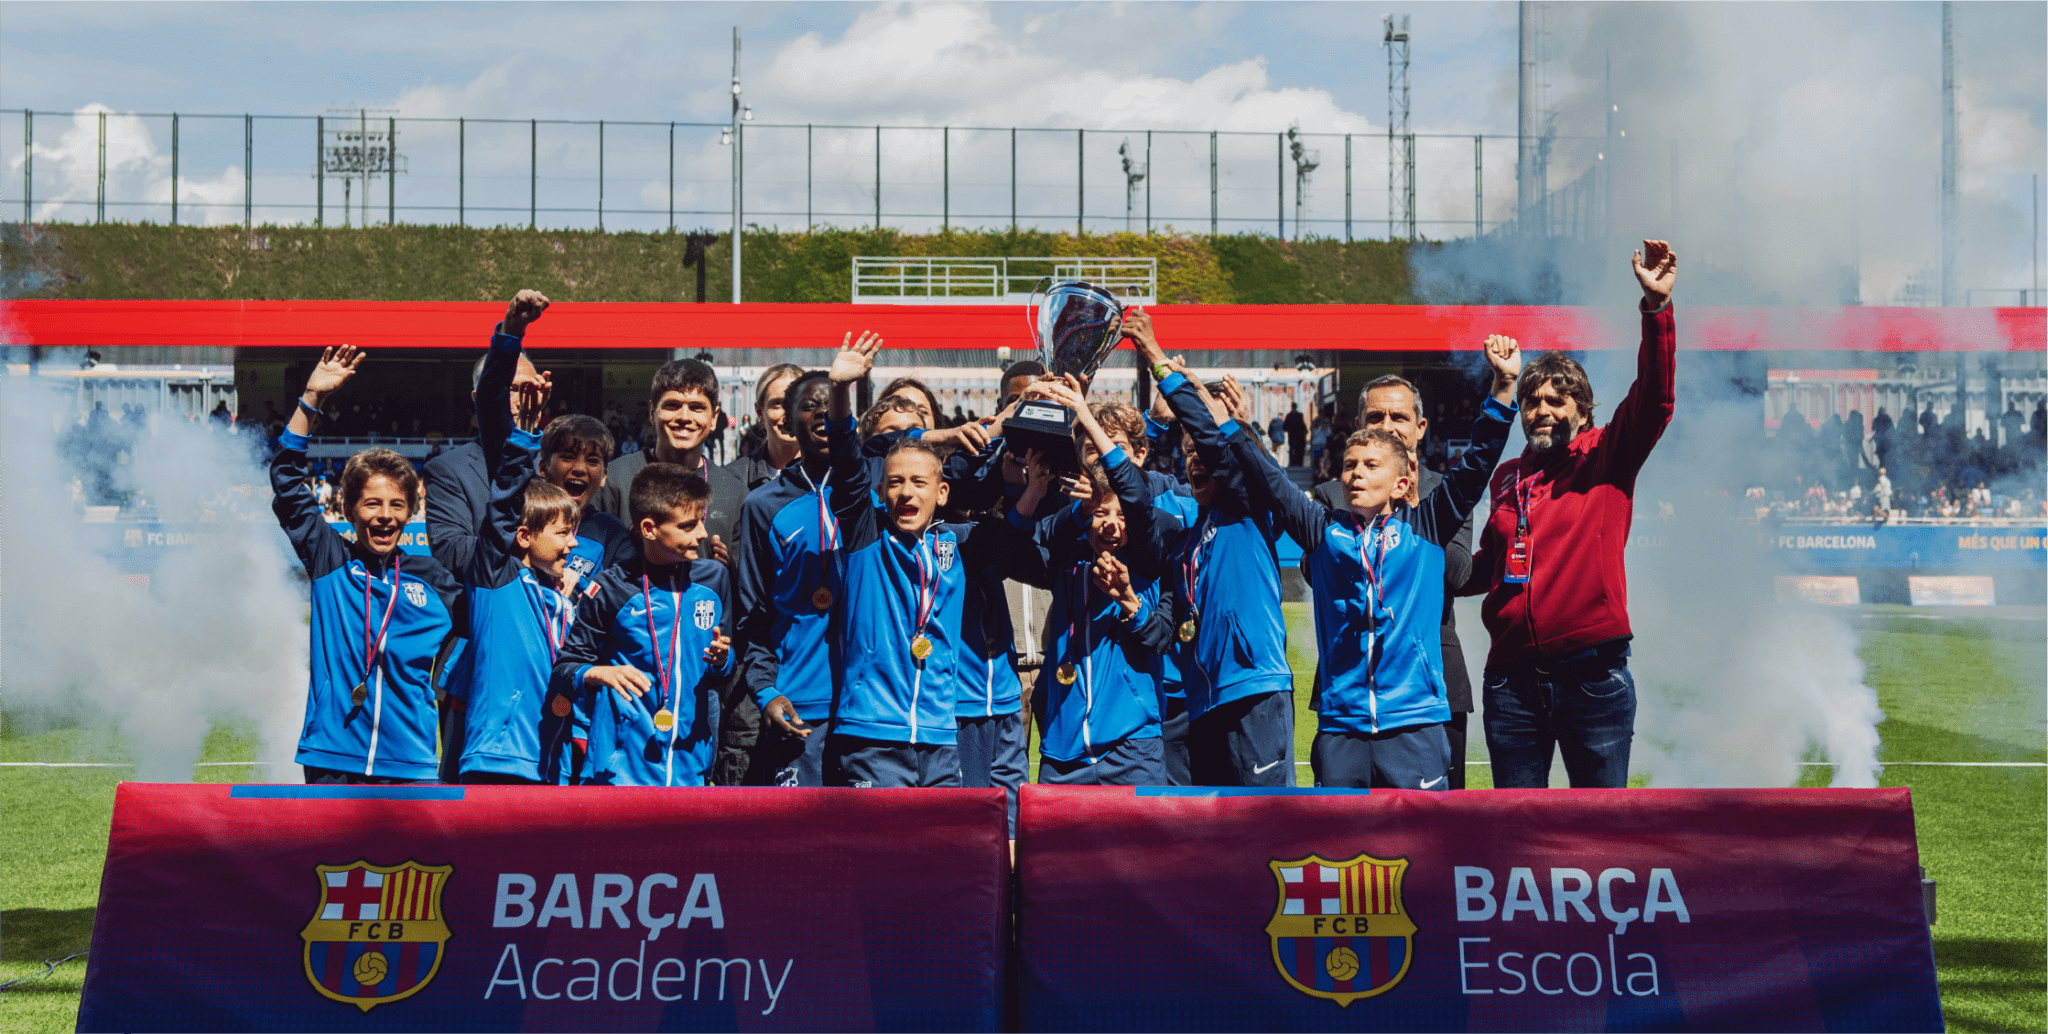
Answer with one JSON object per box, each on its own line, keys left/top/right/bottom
{"left": 4, "top": 605, "right": 2043, "bottom": 1032}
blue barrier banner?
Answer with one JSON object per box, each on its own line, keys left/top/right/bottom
{"left": 1018, "top": 786, "right": 1943, "bottom": 1033}
{"left": 1754, "top": 523, "right": 2046, "bottom": 569}
{"left": 78, "top": 784, "right": 1007, "bottom": 1032}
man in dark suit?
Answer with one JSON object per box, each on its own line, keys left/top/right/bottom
{"left": 1312, "top": 375, "right": 1479, "bottom": 788}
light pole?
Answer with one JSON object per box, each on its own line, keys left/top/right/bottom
{"left": 723, "top": 27, "right": 752, "bottom": 304}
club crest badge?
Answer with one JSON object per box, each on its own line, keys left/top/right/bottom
{"left": 1265, "top": 852, "right": 1417, "bottom": 1006}
{"left": 300, "top": 860, "right": 453, "bottom": 1012}
{"left": 693, "top": 598, "right": 716, "bottom": 631}
{"left": 404, "top": 581, "right": 429, "bottom": 608}
{"left": 1383, "top": 524, "right": 1401, "bottom": 550}
{"left": 934, "top": 539, "right": 956, "bottom": 572}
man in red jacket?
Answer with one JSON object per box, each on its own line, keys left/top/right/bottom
{"left": 1466, "top": 239, "right": 1678, "bottom": 788}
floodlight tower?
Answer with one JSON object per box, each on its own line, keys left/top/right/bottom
{"left": 722, "top": 27, "right": 753, "bottom": 304}
{"left": 1119, "top": 138, "right": 1148, "bottom": 232}
{"left": 1383, "top": 14, "right": 1414, "bottom": 240}
{"left": 1287, "top": 125, "right": 1320, "bottom": 240}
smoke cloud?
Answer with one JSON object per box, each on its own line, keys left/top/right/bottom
{"left": 0, "top": 361, "right": 307, "bottom": 781}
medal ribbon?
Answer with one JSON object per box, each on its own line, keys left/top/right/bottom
{"left": 811, "top": 468, "right": 839, "bottom": 603}
{"left": 1357, "top": 513, "right": 1390, "bottom": 617}
{"left": 1180, "top": 512, "right": 1212, "bottom": 625}
{"left": 642, "top": 572, "right": 685, "bottom": 734}
{"left": 908, "top": 537, "right": 936, "bottom": 645}
{"left": 362, "top": 560, "right": 402, "bottom": 690}
{"left": 540, "top": 581, "right": 572, "bottom": 661}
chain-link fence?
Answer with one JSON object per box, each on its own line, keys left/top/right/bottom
{"left": 4, "top": 107, "right": 1622, "bottom": 241}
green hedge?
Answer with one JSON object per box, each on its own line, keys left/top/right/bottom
{"left": 0, "top": 222, "right": 1416, "bottom": 305}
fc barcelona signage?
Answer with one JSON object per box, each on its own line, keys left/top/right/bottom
{"left": 1265, "top": 853, "right": 1416, "bottom": 1005}
{"left": 300, "top": 861, "right": 453, "bottom": 1011}
{"left": 1018, "top": 785, "right": 1944, "bottom": 1032}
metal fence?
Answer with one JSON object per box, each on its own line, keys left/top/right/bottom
{"left": 3, "top": 107, "right": 1621, "bottom": 241}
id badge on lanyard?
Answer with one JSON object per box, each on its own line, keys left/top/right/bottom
{"left": 1504, "top": 471, "right": 1535, "bottom": 585}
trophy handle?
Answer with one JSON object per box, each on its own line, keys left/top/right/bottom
{"left": 1024, "top": 277, "right": 1052, "bottom": 357}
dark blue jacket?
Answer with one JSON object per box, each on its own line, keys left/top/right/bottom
{"left": 1017, "top": 448, "right": 1175, "bottom": 761}
{"left": 272, "top": 432, "right": 462, "bottom": 780}
{"left": 553, "top": 555, "right": 732, "bottom": 786}
{"left": 734, "top": 459, "right": 844, "bottom": 722}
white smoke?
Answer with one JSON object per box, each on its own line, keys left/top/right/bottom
{"left": 0, "top": 361, "right": 307, "bottom": 781}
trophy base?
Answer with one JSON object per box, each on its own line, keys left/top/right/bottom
{"left": 1004, "top": 401, "right": 1083, "bottom": 474}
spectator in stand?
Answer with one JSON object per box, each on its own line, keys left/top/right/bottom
{"left": 1267, "top": 414, "right": 1286, "bottom": 452}
{"left": 1461, "top": 239, "right": 1678, "bottom": 790}
{"left": 1284, "top": 404, "right": 1309, "bottom": 468}
{"left": 1874, "top": 467, "right": 1893, "bottom": 515}
{"left": 1919, "top": 404, "right": 1939, "bottom": 438}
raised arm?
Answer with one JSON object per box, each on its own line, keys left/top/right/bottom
{"left": 1603, "top": 240, "right": 1678, "bottom": 474}
{"left": 271, "top": 345, "right": 362, "bottom": 578}
{"left": 1414, "top": 335, "right": 1520, "bottom": 545}
{"left": 827, "top": 331, "right": 884, "bottom": 545}
{"left": 733, "top": 496, "right": 784, "bottom": 707}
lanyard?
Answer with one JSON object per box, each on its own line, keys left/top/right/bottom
{"left": 540, "top": 579, "right": 572, "bottom": 661}
{"left": 808, "top": 468, "right": 839, "bottom": 554}
{"left": 1356, "top": 513, "right": 1389, "bottom": 614}
{"left": 907, "top": 536, "right": 936, "bottom": 643}
{"left": 1180, "top": 511, "right": 1212, "bottom": 622}
{"left": 362, "top": 560, "right": 402, "bottom": 685}
{"left": 1513, "top": 466, "right": 1540, "bottom": 535}
{"left": 641, "top": 572, "right": 684, "bottom": 730}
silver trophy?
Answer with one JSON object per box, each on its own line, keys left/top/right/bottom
{"left": 1007, "top": 279, "right": 1127, "bottom": 469}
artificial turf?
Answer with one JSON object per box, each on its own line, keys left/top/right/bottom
{"left": 4, "top": 605, "right": 2043, "bottom": 1033}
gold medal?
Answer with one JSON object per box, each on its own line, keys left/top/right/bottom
{"left": 909, "top": 634, "right": 933, "bottom": 661}
{"left": 1056, "top": 662, "right": 1078, "bottom": 685}
{"left": 1177, "top": 620, "right": 1197, "bottom": 644}
{"left": 351, "top": 682, "right": 368, "bottom": 706}
{"left": 652, "top": 708, "right": 676, "bottom": 732}
{"left": 550, "top": 695, "right": 571, "bottom": 718}
{"left": 812, "top": 587, "right": 834, "bottom": 610}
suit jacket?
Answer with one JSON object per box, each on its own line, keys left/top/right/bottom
{"left": 1314, "top": 467, "right": 1474, "bottom": 712}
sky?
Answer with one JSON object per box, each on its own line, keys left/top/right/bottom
{"left": 2, "top": 1, "right": 2043, "bottom": 304}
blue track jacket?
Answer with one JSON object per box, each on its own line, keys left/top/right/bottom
{"left": 272, "top": 433, "right": 462, "bottom": 780}
{"left": 827, "top": 416, "right": 1031, "bottom": 745}
{"left": 452, "top": 330, "right": 582, "bottom": 782}
{"left": 1239, "top": 398, "right": 1514, "bottom": 734}
{"left": 1154, "top": 372, "right": 1295, "bottom": 719}
{"left": 1140, "top": 469, "right": 1198, "bottom": 702}
{"left": 553, "top": 555, "right": 732, "bottom": 786}
{"left": 953, "top": 558, "right": 1025, "bottom": 720}
{"left": 1018, "top": 447, "right": 1176, "bottom": 762}
{"left": 734, "top": 459, "right": 844, "bottom": 722}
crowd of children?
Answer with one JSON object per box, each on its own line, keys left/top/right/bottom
{"left": 272, "top": 274, "right": 1597, "bottom": 801}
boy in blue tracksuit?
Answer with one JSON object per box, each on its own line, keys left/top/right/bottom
{"left": 735, "top": 371, "right": 845, "bottom": 786}
{"left": 552, "top": 464, "right": 733, "bottom": 786}
{"left": 452, "top": 292, "right": 588, "bottom": 784}
{"left": 1078, "top": 397, "right": 1198, "bottom": 785}
{"left": 271, "top": 345, "right": 462, "bottom": 783}
{"left": 821, "top": 331, "right": 1034, "bottom": 788}
{"left": 1125, "top": 312, "right": 1298, "bottom": 787}
{"left": 1217, "top": 335, "right": 1521, "bottom": 788}
{"left": 1012, "top": 381, "right": 1178, "bottom": 784}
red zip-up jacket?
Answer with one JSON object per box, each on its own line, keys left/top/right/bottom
{"left": 1470, "top": 299, "right": 1676, "bottom": 670}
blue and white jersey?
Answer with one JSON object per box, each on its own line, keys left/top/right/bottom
{"left": 826, "top": 417, "right": 1031, "bottom": 746}
{"left": 450, "top": 330, "right": 581, "bottom": 783}
{"left": 1153, "top": 372, "right": 1295, "bottom": 719}
{"left": 1238, "top": 397, "right": 1515, "bottom": 734}
{"left": 734, "top": 460, "right": 844, "bottom": 722}
{"left": 271, "top": 433, "right": 461, "bottom": 781}
{"left": 554, "top": 555, "right": 732, "bottom": 786}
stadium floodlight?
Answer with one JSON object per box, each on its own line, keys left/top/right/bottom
{"left": 1286, "top": 124, "right": 1321, "bottom": 241}
{"left": 1119, "top": 139, "right": 1148, "bottom": 233}
{"left": 319, "top": 107, "right": 403, "bottom": 229}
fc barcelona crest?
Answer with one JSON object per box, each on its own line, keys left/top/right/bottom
{"left": 299, "top": 860, "right": 453, "bottom": 1012}
{"left": 693, "top": 598, "right": 716, "bottom": 630}
{"left": 1264, "top": 852, "right": 1417, "bottom": 1006}
{"left": 934, "top": 539, "right": 956, "bottom": 572}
